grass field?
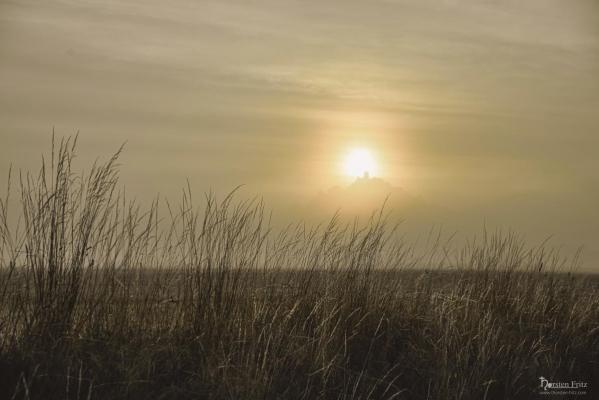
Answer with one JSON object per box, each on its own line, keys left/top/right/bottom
{"left": 1, "top": 137, "right": 597, "bottom": 399}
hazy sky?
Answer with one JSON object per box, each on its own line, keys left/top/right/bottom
{"left": 1, "top": 0, "right": 598, "bottom": 267}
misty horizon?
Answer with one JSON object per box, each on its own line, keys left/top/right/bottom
{"left": 1, "top": 0, "right": 598, "bottom": 269}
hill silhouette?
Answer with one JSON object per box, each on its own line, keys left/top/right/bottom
{"left": 308, "top": 175, "right": 431, "bottom": 219}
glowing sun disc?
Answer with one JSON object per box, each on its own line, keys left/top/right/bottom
{"left": 343, "top": 148, "right": 378, "bottom": 178}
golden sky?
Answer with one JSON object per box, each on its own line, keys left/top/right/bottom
{"left": 1, "top": 0, "right": 598, "bottom": 268}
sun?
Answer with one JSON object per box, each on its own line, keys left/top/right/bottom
{"left": 343, "top": 148, "right": 379, "bottom": 179}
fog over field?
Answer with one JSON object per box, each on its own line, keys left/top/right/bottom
{"left": 1, "top": 0, "right": 599, "bottom": 268}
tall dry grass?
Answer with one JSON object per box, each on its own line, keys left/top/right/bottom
{"left": 0, "top": 136, "right": 597, "bottom": 399}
